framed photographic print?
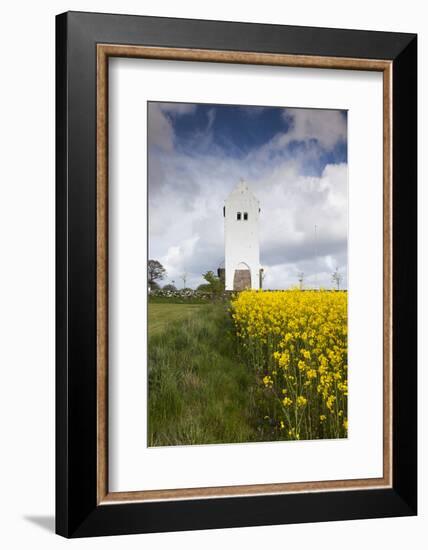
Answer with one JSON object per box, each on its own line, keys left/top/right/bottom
{"left": 56, "top": 11, "right": 417, "bottom": 538}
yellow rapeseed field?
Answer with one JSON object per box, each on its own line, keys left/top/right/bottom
{"left": 231, "top": 290, "right": 348, "bottom": 441}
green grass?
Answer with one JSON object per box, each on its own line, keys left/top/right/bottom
{"left": 148, "top": 303, "right": 260, "bottom": 446}
{"left": 148, "top": 304, "right": 205, "bottom": 338}
{"left": 148, "top": 295, "right": 210, "bottom": 304}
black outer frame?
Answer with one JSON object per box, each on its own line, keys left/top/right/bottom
{"left": 56, "top": 11, "right": 417, "bottom": 538}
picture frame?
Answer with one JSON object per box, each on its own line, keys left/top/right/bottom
{"left": 56, "top": 11, "right": 417, "bottom": 538}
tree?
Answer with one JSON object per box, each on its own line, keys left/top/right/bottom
{"left": 148, "top": 259, "right": 166, "bottom": 290}
{"left": 197, "top": 283, "right": 211, "bottom": 292}
{"left": 149, "top": 281, "right": 160, "bottom": 291}
{"left": 331, "top": 267, "right": 343, "bottom": 291}
{"left": 162, "top": 283, "right": 177, "bottom": 292}
{"left": 201, "top": 270, "right": 224, "bottom": 296}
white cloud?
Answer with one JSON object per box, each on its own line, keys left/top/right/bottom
{"left": 149, "top": 154, "right": 347, "bottom": 290}
{"left": 159, "top": 102, "right": 197, "bottom": 115}
{"left": 147, "top": 102, "right": 197, "bottom": 152}
{"left": 281, "top": 108, "right": 347, "bottom": 150}
{"left": 147, "top": 104, "right": 174, "bottom": 152}
{"left": 206, "top": 108, "right": 216, "bottom": 131}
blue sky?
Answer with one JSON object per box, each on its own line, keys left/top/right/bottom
{"left": 171, "top": 105, "right": 347, "bottom": 173}
{"left": 148, "top": 101, "right": 348, "bottom": 290}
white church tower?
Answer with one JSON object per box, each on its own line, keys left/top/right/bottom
{"left": 224, "top": 180, "right": 261, "bottom": 291}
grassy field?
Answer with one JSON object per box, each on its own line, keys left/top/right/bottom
{"left": 148, "top": 302, "right": 260, "bottom": 446}
{"left": 148, "top": 304, "right": 206, "bottom": 338}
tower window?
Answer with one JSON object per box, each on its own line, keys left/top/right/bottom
{"left": 243, "top": 212, "right": 248, "bottom": 220}
{"left": 223, "top": 206, "right": 225, "bottom": 217}
{"left": 237, "top": 212, "right": 242, "bottom": 220}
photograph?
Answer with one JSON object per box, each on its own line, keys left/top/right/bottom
{"left": 0, "top": 1, "right": 419, "bottom": 544}
{"left": 147, "top": 101, "right": 348, "bottom": 447}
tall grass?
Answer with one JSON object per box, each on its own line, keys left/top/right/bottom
{"left": 148, "top": 304, "right": 259, "bottom": 446}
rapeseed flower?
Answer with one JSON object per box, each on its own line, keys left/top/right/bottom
{"left": 232, "top": 289, "right": 348, "bottom": 441}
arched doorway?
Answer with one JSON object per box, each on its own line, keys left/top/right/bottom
{"left": 233, "top": 262, "right": 251, "bottom": 291}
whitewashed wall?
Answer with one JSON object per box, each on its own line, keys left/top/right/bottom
{"left": 224, "top": 181, "right": 260, "bottom": 290}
